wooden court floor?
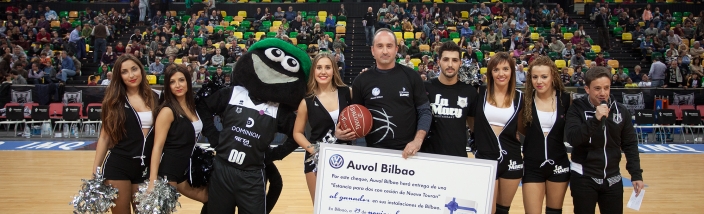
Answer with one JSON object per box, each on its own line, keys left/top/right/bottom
{"left": 1, "top": 151, "right": 703, "bottom": 213}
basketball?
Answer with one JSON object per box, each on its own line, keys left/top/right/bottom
{"left": 338, "top": 104, "right": 373, "bottom": 138}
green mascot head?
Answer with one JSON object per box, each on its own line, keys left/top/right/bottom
{"left": 232, "top": 38, "right": 311, "bottom": 108}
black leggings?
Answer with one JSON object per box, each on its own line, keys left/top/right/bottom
{"left": 570, "top": 172, "right": 624, "bottom": 214}
{"left": 265, "top": 162, "right": 283, "bottom": 214}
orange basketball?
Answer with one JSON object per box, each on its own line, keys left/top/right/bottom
{"left": 338, "top": 104, "right": 373, "bottom": 138}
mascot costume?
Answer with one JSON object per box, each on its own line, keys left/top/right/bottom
{"left": 196, "top": 38, "right": 307, "bottom": 214}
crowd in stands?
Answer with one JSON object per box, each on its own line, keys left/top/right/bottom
{"left": 0, "top": 1, "right": 348, "bottom": 86}
{"left": 367, "top": 2, "right": 595, "bottom": 87}
{"left": 587, "top": 3, "right": 704, "bottom": 88}
{"left": 1, "top": 1, "right": 703, "bottom": 89}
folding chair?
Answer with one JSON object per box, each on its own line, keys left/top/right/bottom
{"left": 634, "top": 109, "right": 656, "bottom": 144}
{"left": 24, "top": 105, "right": 52, "bottom": 138}
{"left": 0, "top": 106, "right": 26, "bottom": 136}
{"left": 655, "top": 109, "right": 678, "bottom": 143}
{"left": 682, "top": 109, "right": 703, "bottom": 143}
{"left": 53, "top": 105, "right": 82, "bottom": 138}
{"left": 82, "top": 103, "right": 102, "bottom": 137}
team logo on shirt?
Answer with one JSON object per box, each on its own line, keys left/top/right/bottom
{"left": 457, "top": 96, "right": 468, "bottom": 108}
{"left": 399, "top": 87, "right": 410, "bottom": 97}
{"left": 613, "top": 112, "right": 623, "bottom": 124}
{"left": 371, "top": 87, "right": 383, "bottom": 100}
{"left": 236, "top": 107, "right": 242, "bottom": 114}
{"left": 431, "top": 94, "right": 463, "bottom": 118}
{"left": 369, "top": 108, "right": 397, "bottom": 144}
{"left": 246, "top": 117, "right": 255, "bottom": 128}
{"left": 372, "top": 87, "right": 381, "bottom": 96}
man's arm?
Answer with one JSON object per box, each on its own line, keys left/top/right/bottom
{"left": 351, "top": 73, "right": 365, "bottom": 105}
{"left": 403, "top": 68, "right": 431, "bottom": 158}
{"left": 564, "top": 102, "right": 601, "bottom": 148}
{"left": 620, "top": 107, "right": 643, "bottom": 181}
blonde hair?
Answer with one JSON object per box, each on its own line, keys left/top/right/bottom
{"left": 306, "top": 53, "right": 346, "bottom": 97}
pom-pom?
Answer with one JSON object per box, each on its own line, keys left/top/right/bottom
{"left": 134, "top": 176, "right": 181, "bottom": 214}
{"left": 188, "top": 147, "right": 215, "bottom": 187}
{"left": 305, "top": 135, "right": 338, "bottom": 172}
{"left": 70, "top": 167, "right": 119, "bottom": 214}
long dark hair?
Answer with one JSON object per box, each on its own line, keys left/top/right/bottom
{"left": 102, "top": 54, "right": 156, "bottom": 147}
{"left": 158, "top": 64, "right": 196, "bottom": 118}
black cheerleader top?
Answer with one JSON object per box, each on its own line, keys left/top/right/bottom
{"left": 304, "top": 87, "right": 351, "bottom": 144}
{"left": 162, "top": 110, "right": 201, "bottom": 160}
{"left": 472, "top": 86, "right": 524, "bottom": 163}
{"left": 522, "top": 91, "right": 571, "bottom": 166}
{"left": 110, "top": 92, "right": 160, "bottom": 166}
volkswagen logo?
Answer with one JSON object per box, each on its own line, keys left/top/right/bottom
{"left": 329, "top": 154, "right": 344, "bottom": 169}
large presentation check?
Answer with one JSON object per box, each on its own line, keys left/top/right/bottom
{"left": 314, "top": 144, "right": 498, "bottom": 214}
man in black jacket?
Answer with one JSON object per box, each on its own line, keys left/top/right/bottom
{"left": 564, "top": 66, "right": 644, "bottom": 214}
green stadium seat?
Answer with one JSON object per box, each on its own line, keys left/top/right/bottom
{"left": 59, "top": 11, "right": 69, "bottom": 18}
{"left": 297, "top": 44, "right": 307, "bottom": 50}
{"left": 586, "top": 52, "right": 596, "bottom": 60}
{"left": 244, "top": 32, "right": 254, "bottom": 39}
{"left": 194, "top": 38, "right": 204, "bottom": 46}
{"left": 267, "top": 32, "right": 277, "bottom": 38}
{"left": 308, "top": 11, "right": 318, "bottom": 16}
{"left": 226, "top": 26, "right": 236, "bottom": 32}
{"left": 300, "top": 11, "right": 307, "bottom": 17}
{"left": 289, "top": 32, "right": 298, "bottom": 38}
{"left": 548, "top": 52, "right": 560, "bottom": 60}
{"left": 224, "top": 16, "right": 233, "bottom": 22}
{"left": 449, "top": 32, "right": 460, "bottom": 39}
{"left": 325, "top": 32, "right": 334, "bottom": 38}
{"left": 214, "top": 26, "right": 224, "bottom": 33}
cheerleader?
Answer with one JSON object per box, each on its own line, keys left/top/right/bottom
{"left": 147, "top": 65, "right": 208, "bottom": 204}
{"left": 471, "top": 52, "right": 524, "bottom": 214}
{"left": 91, "top": 54, "right": 159, "bottom": 214}
{"left": 292, "top": 53, "right": 354, "bottom": 203}
{"left": 521, "top": 56, "right": 571, "bottom": 214}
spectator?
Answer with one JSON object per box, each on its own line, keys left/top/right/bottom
{"left": 649, "top": 57, "right": 667, "bottom": 87}
{"left": 10, "top": 70, "right": 26, "bottom": 84}
{"left": 611, "top": 74, "right": 624, "bottom": 87}
{"left": 58, "top": 51, "right": 76, "bottom": 83}
{"left": 325, "top": 14, "right": 336, "bottom": 32}
{"left": 595, "top": 52, "right": 606, "bottom": 67}
{"left": 194, "top": 66, "right": 210, "bottom": 85}
{"left": 665, "top": 60, "right": 684, "bottom": 88}
{"left": 562, "top": 43, "right": 575, "bottom": 59}
{"left": 638, "top": 74, "right": 652, "bottom": 87}
{"left": 686, "top": 73, "right": 701, "bottom": 88}
{"left": 285, "top": 6, "right": 297, "bottom": 22}
{"left": 211, "top": 48, "right": 225, "bottom": 67}
{"left": 561, "top": 67, "right": 572, "bottom": 86}
{"left": 91, "top": 20, "right": 110, "bottom": 64}
{"left": 616, "top": 67, "right": 628, "bottom": 80}
{"left": 27, "top": 63, "right": 44, "bottom": 84}
{"left": 630, "top": 65, "right": 643, "bottom": 83}
{"left": 211, "top": 66, "right": 226, "bottom": 85}
{"left": 691, "top": 42, "right": 704, "bottom": 57}
{"left": 667, "top": 30, "right": 682, "bottom": 46}
{"left": 570, "top": 52, "right": 586, "bottom": 68}
{"left": 516, "top": 65, "right": 526, "bottom": 85}
{"left": 102, "top": 46, "right": 118, "bottom": 66}
{"left": 549, "top": 37, "right": 565, "bottom": 53}
{"left": 595, "top": 8, "right": 611, "bottom": 51}
{"left": 149, "top": 57, "right": 165, "bottom": 75}
{"left": 87, "top": 75, "right": 98, "bottom": 86}
{"left": 44, "top": 6, "right": 58, "bottom": 21}
{"left": 624, "top": 78, "right": 638, "bottom": 88}
{"left": 400, "top": 55, "right": 414, "bottom": 68}
{"left": 572, "top": 66, "right": 585, "bottom": 86}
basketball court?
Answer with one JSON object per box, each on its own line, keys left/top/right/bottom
{"left": 0, "top": 139, "right": 703, "bottom": 214}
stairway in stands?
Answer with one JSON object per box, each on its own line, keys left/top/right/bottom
{"left": 67, "top": 26, "right": 142, "bottom": 85}
{"left": 343, "top": 17, "right": 374, "bottom": 85}
{"left": 570, "top": 13, "right": 645, "bottom": 71}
